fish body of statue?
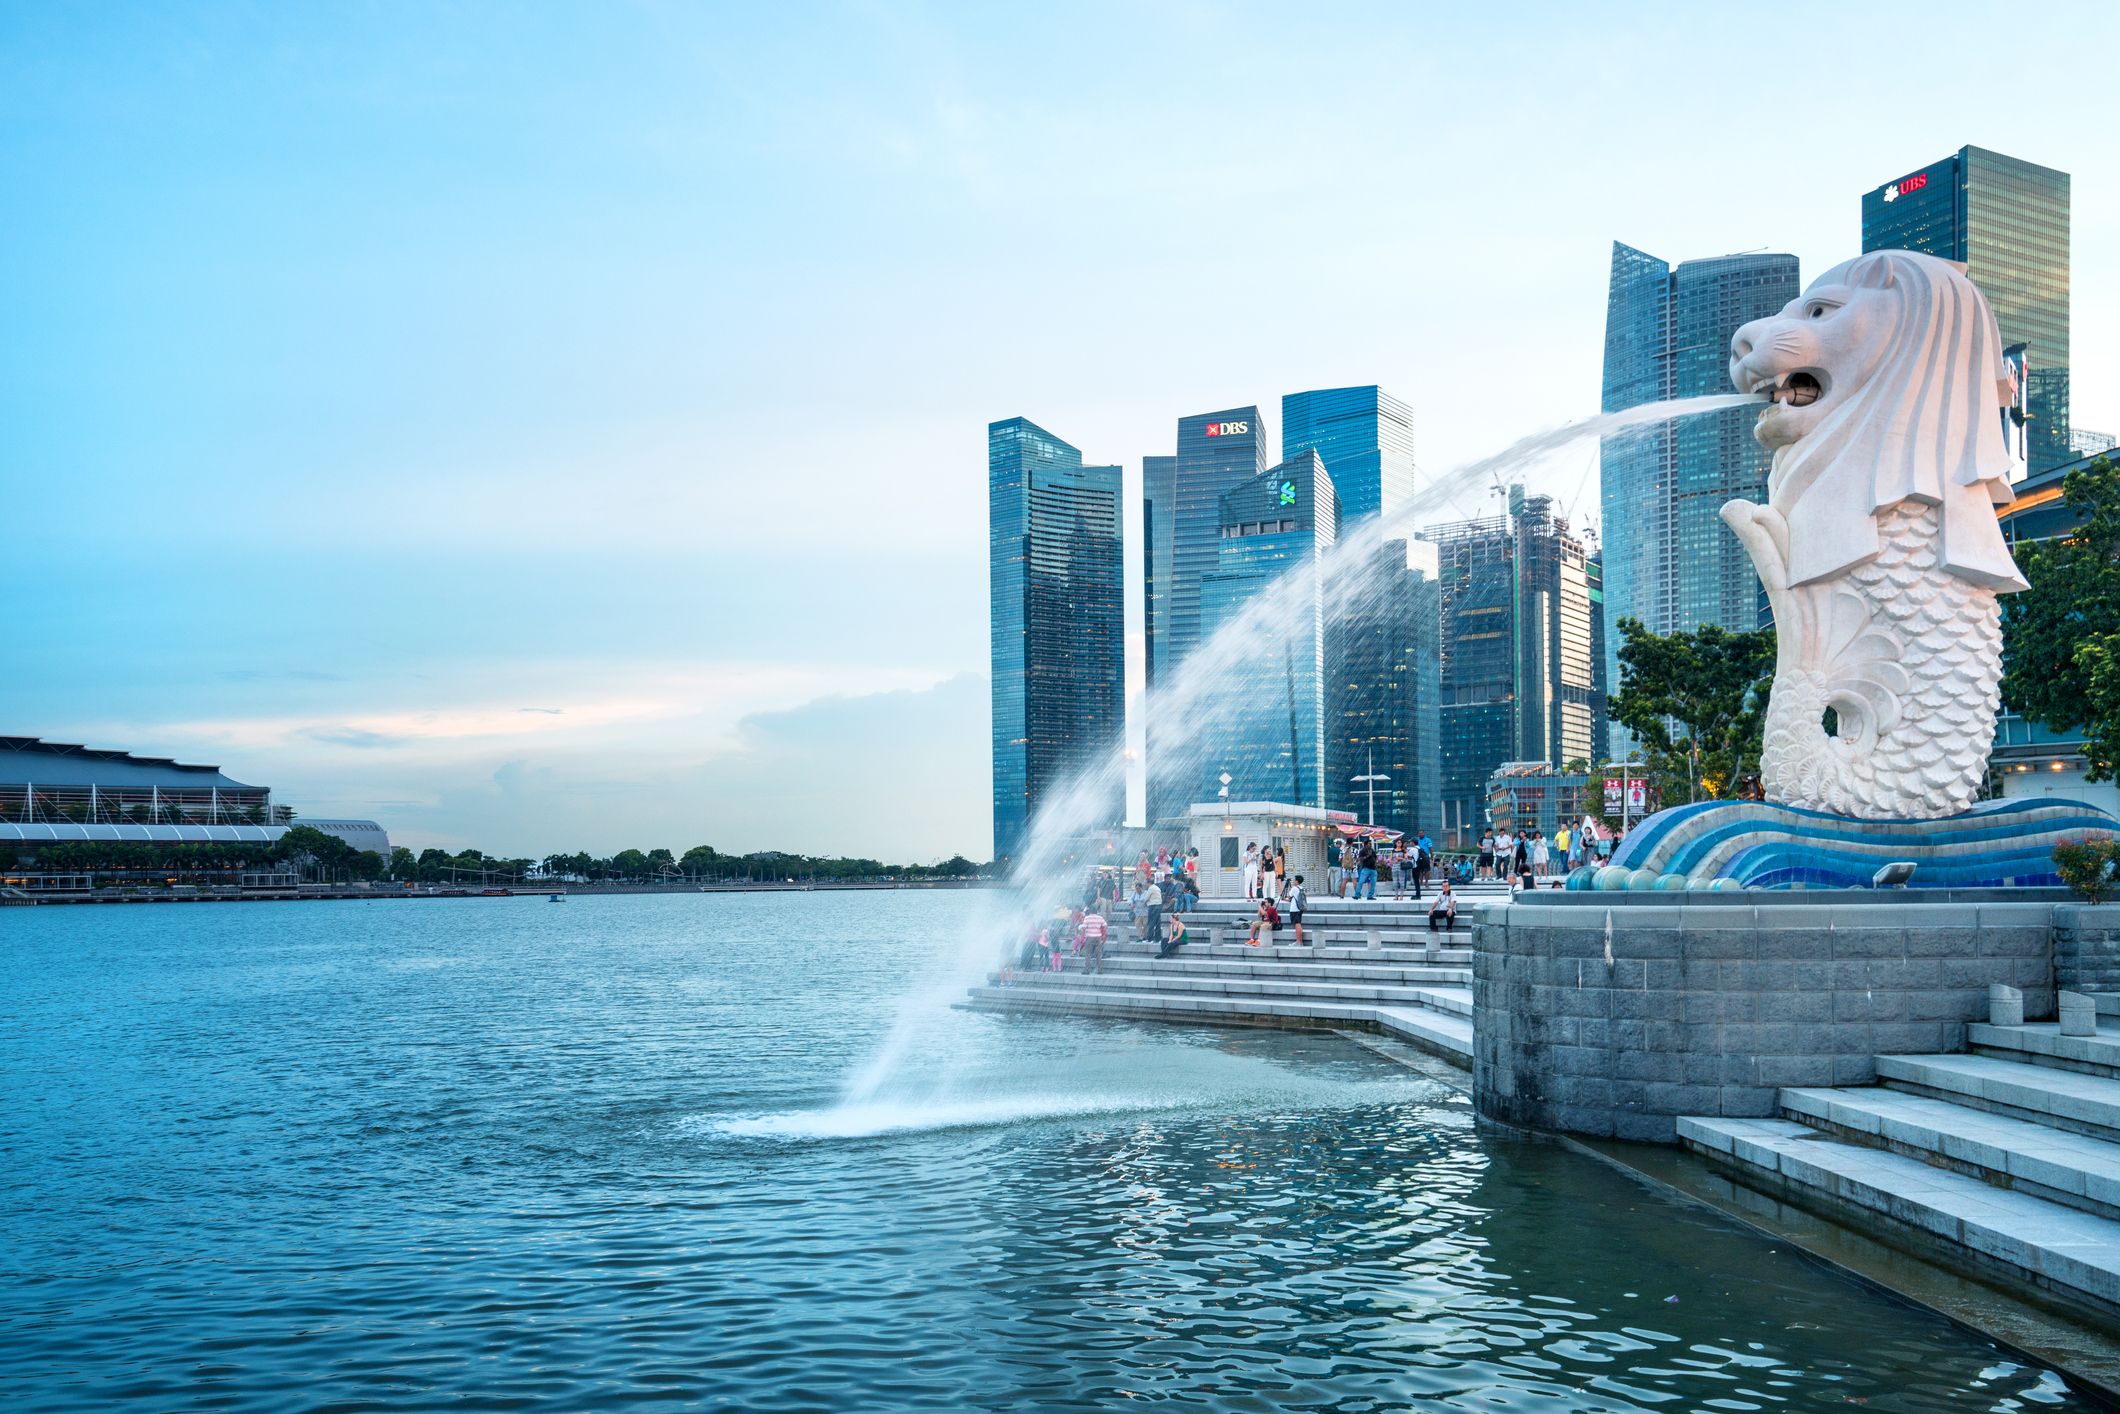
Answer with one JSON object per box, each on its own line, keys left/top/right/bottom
{"left": 1721, "top": 250, "right": 2027, "bottom": 819}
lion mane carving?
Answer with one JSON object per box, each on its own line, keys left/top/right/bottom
{"left": 1721, "top": 250, "right": 2026, "bottom": 819}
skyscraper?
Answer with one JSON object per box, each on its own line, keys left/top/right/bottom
{"left": 1422, "top": 488, "right": 1606, "bottom": 845}
{"left": 1862, "top": 145, "right": 2071, "bottom": 474}
{"left": 1327, "top": 537, "right": 1443, "bottom": 836}
{"left": 1600, "top": 243, "right": 1799, "bottom": 719}
{"left": 988, "top": 418, "right": 1125, "bottom": 860}
{"left": 1169, "top": 406, "right": 1268, "bottom": 670}
{"left": 1281, "top": 385, "right": 1415, "bottom": 523}
{"left": 1196, "top": 453, "right": 1338, "bottom": 807}
{"left": 1142, "top": 454, "right": 1176, "bottom": 691}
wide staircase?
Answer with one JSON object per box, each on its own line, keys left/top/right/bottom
{"left": 1679, "top": 993, "right": 2120, "bottom": 1317}
{"left": 958, "top": 889, "right": 1512, "bottom": 1066}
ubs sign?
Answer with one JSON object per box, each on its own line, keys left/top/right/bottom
{"left": 1203, "top": 421, "right": 1250, "bottom": 437}
{"left": 1881, "top": 171, "right": 1929, "bottom": 203}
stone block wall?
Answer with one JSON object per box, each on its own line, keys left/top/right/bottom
{"left": 2052, "top": 903, "right": 2120, "bottom": 993}
{"left": 1473, "top": 900, "right": 2056, "bottom": 1143}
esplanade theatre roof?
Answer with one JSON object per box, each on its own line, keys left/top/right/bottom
{"left": 0, "top": 736, "right": 261, "bottom": 792}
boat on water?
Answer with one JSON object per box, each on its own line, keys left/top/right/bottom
{"left": 549, "top": 891, "right": 566, "bottom": 902}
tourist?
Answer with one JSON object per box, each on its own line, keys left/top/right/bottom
{"left": 1513, "top": 834, "right": 1533, "bottom": 893}
{"left": 1286, "top": 874, "right": 1308, "bottom": 947}
{"left": 1327, "top": 837, "right": 1345, "bottom": 899}
{"left": 1242, "top": 842, "right": 1260, "bottom": 900}
{"left": 1356, "top": 837, "right": 1378, "bottom": 899}
{"left": 1271, "top": 844, "right": 1287, "bottom": 899}
{"left": 1158, "top": 908, "right": 1188, "bottom": 959}
{"left": 1136, "top": 851, "right": 1152, "bottom": 890}
{"left": 1180, "top": 871, "right": 1199, "bottom": 913}
{"left": 1144, "top": 876, "right": 1163, "bottom": 952}
{"left": 1477, "top": 830, "right": 1495, "bottom": 881}
{"left": 1532, "top": 830, "right": 1550, "bottom": 878}
{"left": 1390, "top": 842, "right": 1408, "bottom": 900}
{"left": 1246, "top": 893, "right": 1280, "bottom": 947}
{"left": 1494, "top": 828, "right": 1515, "bottom": 881}
{"left": 1127, "top": 880, "right": 1149, "bottom": 942}
{"left": 1414, "top": 831, "right": 1432, "bottom": 899}
{"left": 1554, "top": 824, "right": 1571, "bottom": 873}
{"left": 1079, "top": 906, "right": 1108, "bottom": 973}
{"left": 1428, "top": 881, "right": 1458, "bottom": 932}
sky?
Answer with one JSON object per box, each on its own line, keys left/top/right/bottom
{"left": 4, "top": 1, "right": 2117, "bottom": 862}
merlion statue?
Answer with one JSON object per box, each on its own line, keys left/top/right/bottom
{"left": 1721, "top": 250, "right": 2026, "bottom": 819}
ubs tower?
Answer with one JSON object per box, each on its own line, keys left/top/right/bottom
{"left": 988, "top": 418, "right": 1125, "bottom": 861}
{"left": 1862, "top": 146, "right": 2071, "bottom": 474}
{"left": 1600, "top": 243, "right": 1799, "bottom": 728}
{"left": 1197, "top": 453, "right": 1339, "bottom": 808}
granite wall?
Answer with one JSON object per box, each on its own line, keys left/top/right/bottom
{"left": 2052, "top": 903, "right": 2120, "bottom": 993}
{"left": 1473, "top": 899, "right": 2057, "bottom": 1143}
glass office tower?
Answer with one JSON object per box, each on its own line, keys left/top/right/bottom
{"left": 1196, "top": 453, "right": 1338, "bottom": 807}
{"left": 1600, "top": 242, "right": 1798, "bottom": 736}
{"left": 1142, "top": 454, "right": 1177, "bottom": 691}
{"left": 1421, "top": 488, "right": 1607, "bottom": 846}
{"left": 988, "top": 418, "right": 1125, "bottom": 861}
{"left": 1281, "top": 385, "right": 1415, "bottom": 523}
{"left": 1862, "top": 146, "right": 2071, "bottom": 474}
{"left": 1170, "top": 407, "right": 1268, "bottom": 669}
{"left": 1327, "top": 537, "right": 1443, "bottom": 836}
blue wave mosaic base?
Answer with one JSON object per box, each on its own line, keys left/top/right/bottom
{"left": 1566, "top": 797, "right": 2118, "bottom": 891}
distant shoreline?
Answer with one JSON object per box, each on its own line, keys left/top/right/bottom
{"left": 7, "top": 879, "right": 1001, "bottom": 907}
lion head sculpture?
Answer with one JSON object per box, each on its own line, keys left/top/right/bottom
{"left": 1727, "top": 250, "right": 2026, "bottom": 592}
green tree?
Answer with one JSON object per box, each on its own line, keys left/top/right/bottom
{"left": 1608, "top": 617, "right": 1777, "bottom": 802}
{"left": 2002, "top": 457, "right": 2120, "bottom": 779}
{"left": 610, "top": 848, "right": 650, "bottom": 879}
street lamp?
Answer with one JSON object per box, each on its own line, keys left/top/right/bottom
{"left": 1350, "top": 747, "right": 1390, "bottom": 826}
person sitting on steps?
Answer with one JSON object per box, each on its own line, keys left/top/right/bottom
{"left": 1246, "top": 894, "right": 1280, "bottom": 947}
{"left": 1428, "top": 881, "right": 1458, "bottom": 933}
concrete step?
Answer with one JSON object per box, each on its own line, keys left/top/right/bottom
{"left": 1679, "top": 1116, "right": 2120, "bottom": 1316}
{"left": 1119, "top": 928, "right": 1475, "bottom": 949}
{"left": 1780, "top": 1086, "right": 2120, "bottom": 1224}
{"left": 1969, "top": 1019, "right": 2120, "bottom": 1080}
{"left": 1102, "top": 940, "right": 1473, "bottom": 966}
{"left": 1080, "top": 955, "right": 1471, "bottom": 986}
{"left": 1877, "top": 1054, "right": 2120, "bottom": 1144}
{"left": 959, "top": 982, "right": 1473, "bottom": 1064}
{"left": 989, "top": 968, "right": 1474, "bottom": 1016}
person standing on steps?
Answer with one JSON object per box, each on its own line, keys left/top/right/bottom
{"left": 1477, "top": 830, "right": 1496, "bottom": 881}
{"left": 1414, "top": 831, "right": 1433, "bottom": 900}
{"left": 1143, "top": 877, "right": 1163, "bottom": 956}
{"left": 1241, "top": 842, "right": 1260, "bottom": 901}
{"left": 1271, "top": 844, "right": 1287, "bottom": 900}
{"left": 1079, "top": 907, "right": 1108, "bottom": 973}
{"left": 1356, "top": 838, "right": 1378, "bottom": 899}
{"left": 1286, "top": 875, "right": 1308, "bottom": 947}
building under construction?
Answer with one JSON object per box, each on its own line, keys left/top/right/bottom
{"left": 1419, "top": 487, "right": 1607, "bottom": 846}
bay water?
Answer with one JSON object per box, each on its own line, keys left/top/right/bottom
{"left": 0, "top": 891, "right": 2085, "bottom": 1410}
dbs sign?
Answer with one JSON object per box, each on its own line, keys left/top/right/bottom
{"left": 1202, "top": 421, "right": 1250, "bottom": 437}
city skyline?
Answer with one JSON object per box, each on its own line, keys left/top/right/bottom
{"left": 7, "top": 5, "right": 2119, "bottom": 859}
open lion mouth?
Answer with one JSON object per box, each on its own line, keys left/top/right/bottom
{"left": 1751, "top": 369, "right": 1826, "bottom": 407}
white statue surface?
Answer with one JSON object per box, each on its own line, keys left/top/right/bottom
{"left": 1721, "top": 250, "right": 2027, "bottom": 820}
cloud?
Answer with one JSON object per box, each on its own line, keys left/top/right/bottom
{"left": 303, "top": 726, "right": 405, "bottom": 749}
{"left": 517, "top": 706, "right": 564, "bottom": 715}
